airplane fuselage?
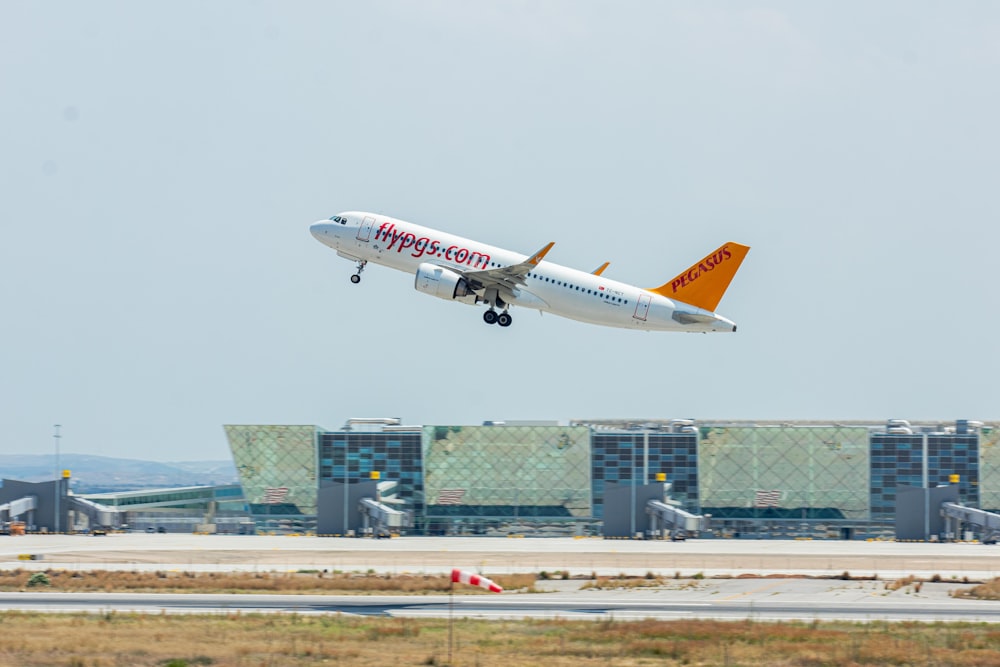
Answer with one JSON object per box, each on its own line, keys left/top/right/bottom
{"left": 310, "top": 212, "right": 742, "bottom": 333}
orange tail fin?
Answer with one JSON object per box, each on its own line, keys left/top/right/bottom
{"left": 647, "top": 242, "right": 750, "bottom": 312}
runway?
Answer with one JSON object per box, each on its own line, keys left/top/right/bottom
{"left": 0, "top": 579, "right": 997, "bottom": 622}
{"left": 2, "top": 534, "right": 1000, "bottom": 579}
{"left": 3, "top": 534, "right": 999, "bottom": 622}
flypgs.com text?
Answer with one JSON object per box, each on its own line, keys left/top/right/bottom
{"left": 376, "top": 223, "right": 491, "bottom": 269}
{"left": 671, "top": 245, "right": 733, "bottom": 293}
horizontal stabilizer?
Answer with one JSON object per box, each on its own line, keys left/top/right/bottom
{"left": 672, "top": 311, "right": 717, "bottom": 325}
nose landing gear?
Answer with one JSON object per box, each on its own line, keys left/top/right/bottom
{"left": 350, "top": 260, "right": 367, "bottom": 284}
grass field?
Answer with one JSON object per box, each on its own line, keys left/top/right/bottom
{"left": 4, "top": 571, "right": 1000, "bottom": 665}
{"left": 1, "top": 613, "right": 1000, "bottom": 666}
{"left": 7, "top": 569, "right": 978, "bottom": 596}
{"left": 0, "top": 570, "right": 538, "bottom": 595}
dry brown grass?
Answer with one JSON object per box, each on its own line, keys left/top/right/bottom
{"left": 0, "top": 569, "right": 537, "bottom": 595}
{"left": 581, "top": 576, "right": 669, "bottom": 590}
{"left": 579, "top": 573, "right": 710, "bottom": 591}
{"left": 885, "top": 575, "right": 922, "bottom": 592}
{"left": 956, "top": 577, "right": 1000, "bottom": 600}
{"left": 0, "top": 613, "right": 999, "bottom": 666}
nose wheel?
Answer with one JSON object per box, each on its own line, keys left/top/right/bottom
{"left": 350, "top": 260, "right": 367, "bottom": 284}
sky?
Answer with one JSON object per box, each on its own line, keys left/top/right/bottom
{"left": 2, "top": 2, "right": 999, "bottom": 461}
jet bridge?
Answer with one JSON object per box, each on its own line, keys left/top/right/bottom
{"left": 317, "top": 479, "right": 409, "bottom": 537}
{"left": 602, "top": 482, "right": 707, "bottom": 539}
{"left": 0, "top": 496, "right": 37, "bottom": 523}
{"left": 941, "top": 503, "right": 1000, "bottom": 543}
{"left": 358, "top": 497, "right": 407, "bottom": 538}
{"left": 68, "top": 496, "right": 121, "bottom": 530}
{"left": 646, "top": 499, "right": 707, "bottom": 540}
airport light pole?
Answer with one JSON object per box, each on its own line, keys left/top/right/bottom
{"left": 53, "top": 424, "right": 61, "bottom": 533}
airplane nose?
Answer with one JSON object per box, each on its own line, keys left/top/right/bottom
{"left": 310, "top": 221, "right": 329, "bottom": 240}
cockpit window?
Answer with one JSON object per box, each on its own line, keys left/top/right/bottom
{"left": 328, "top": 216, "right": 348, "bottom": 224}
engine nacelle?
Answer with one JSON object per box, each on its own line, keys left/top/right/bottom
{"left": 414, "top": 263, "right": 477, "bottom": 304}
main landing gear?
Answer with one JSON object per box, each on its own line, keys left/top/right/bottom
{"left": 482, "top": 289, "right": 511, "bottom": 327}
{"left": 483, "top": 310, "right": 512, "bottom": 327}
{"left": 350, "top": 260, "right": 367, "bottom": 284}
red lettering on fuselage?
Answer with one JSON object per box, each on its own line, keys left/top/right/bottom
{"left": 374, "top": 222, "right": 489, "bottom": 269}
{"left": 670, "top": 247, "right": 732, "bottom": 292}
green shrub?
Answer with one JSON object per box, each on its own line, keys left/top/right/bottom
{"left": 26, "top": 573, "right": 50, "bottom": 587}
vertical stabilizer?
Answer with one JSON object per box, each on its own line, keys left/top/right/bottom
{"left": 647, "top": 242, "right": 749, "bottom": 312}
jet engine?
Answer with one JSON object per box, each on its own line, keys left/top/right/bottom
{"left": 414, "top": 263, "right": 478, "bottom": 304}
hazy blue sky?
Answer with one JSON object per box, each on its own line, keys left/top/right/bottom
{"left": 2, "top": 2, "right": 998, "bottom": 461}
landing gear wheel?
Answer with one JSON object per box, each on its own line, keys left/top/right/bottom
{"left": 483, "top": 310, "right": 499, "bottom": 325}
{"left": 497, "top": 312, "right": 513, "bottom": 327}
{"left": 350, "top": 260, "right": 367, "bottom": 284}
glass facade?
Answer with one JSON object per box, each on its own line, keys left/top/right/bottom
{"left": 870, "top": 433, "right": 980, "bottom": 520}
{"left": 980, "top": 424, "right": 1000, "bottom": 512}
{"left": 78, "top": 485, "right": 252, "bottom": 533}
{"left": 928, "top": 434, "right": 979, "bottom": 506}
{"left": 318, "top": 428, "right": 424, "bottom": 518}
{"left": 870, "top": 434, "right": 924, "bottom": 521}
{"left": 88, "top": 485, "right": 245, "bottom": 511}
{"left": 591, "top": 432, "right": 698, "bottom": 518}
{"left": 224, "top": 425, "right": 318, "bottom": 530}
{"left": 422, "top": 425, "right": 592, "bottom": 531}
{"left": 699, "top": 426, "right": 870, "bottom": 521}
{"left": 221, "top": 420, "right": 997, "bottom": 538}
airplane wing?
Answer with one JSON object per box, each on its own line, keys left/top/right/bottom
{"left": 592, "top": 262, "right": 610, "bottom": 276}
{"left": 460, "top": 242, "right": 555, "bottom": 296}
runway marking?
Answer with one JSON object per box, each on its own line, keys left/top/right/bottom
{"left": 719, "top": 580, "right": 788, "bottom": 601}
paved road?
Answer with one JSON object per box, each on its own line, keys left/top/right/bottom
{"left": 0, "top": 580, "right": 997, "bottom": 622}
{"left": 3, "top": 534, "right": 1000, "bottom": 579}
{"left": 3, "top": 535, "right": 999, "bottom": 622}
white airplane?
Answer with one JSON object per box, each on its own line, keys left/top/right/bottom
{"left": 310, "top": 212, "right": 749, "bottom": 332}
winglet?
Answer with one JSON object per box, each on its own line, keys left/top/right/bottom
{"left": 526, "top": 242, "right": 555, "bottom": 266}
{"left": 592, "top": 262, "right": 610, "bottom": 276}
{"left": 647, "top": 242, "right": 749, "bottom": 312}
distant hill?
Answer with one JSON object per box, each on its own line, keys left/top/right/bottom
{"left": 0, "top": 454, "right": 239, "bottom": 493}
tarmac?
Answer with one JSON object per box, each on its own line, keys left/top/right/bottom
{"left": 2, "top": 534, "right": 999, "bottom": 581}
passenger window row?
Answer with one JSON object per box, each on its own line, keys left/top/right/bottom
{"left": 525, "top": 272, "right": 628, "bottom": 304}
{"left": 480, "top": 263, "right": 630, "bottom": 305}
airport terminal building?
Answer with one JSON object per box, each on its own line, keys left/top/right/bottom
{"left": 222, "top": 418, "right": 999, "bottom": 539}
